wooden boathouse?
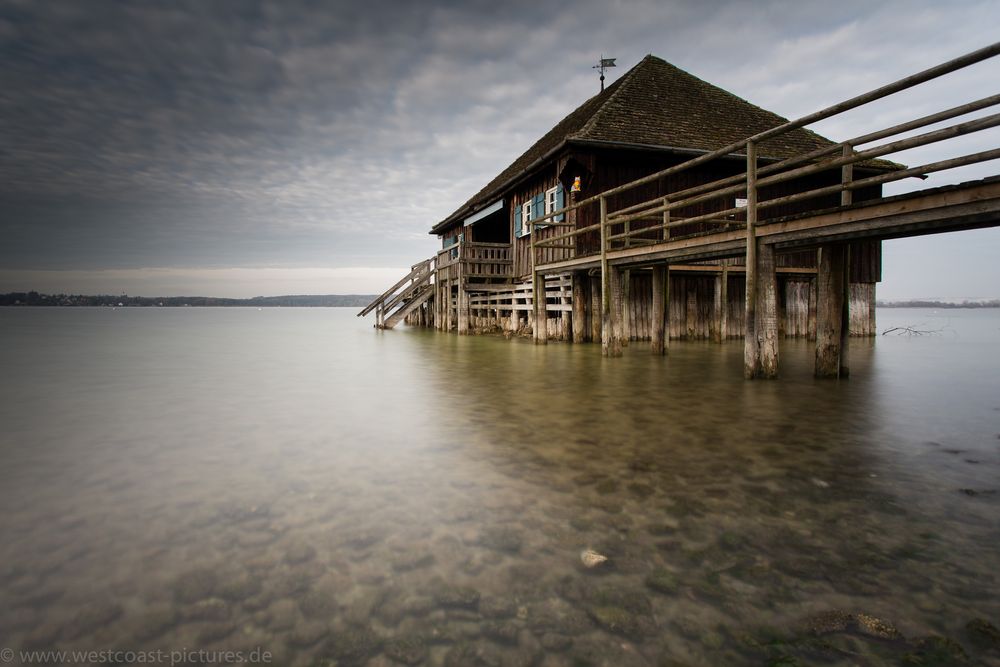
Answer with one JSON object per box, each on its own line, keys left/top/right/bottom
{"left": 360, "top": 44, "right": 1000, "bottom": 378}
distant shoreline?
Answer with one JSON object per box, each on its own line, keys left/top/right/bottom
{"left": 876, "top": 300, "right": 1000, "bottom": 309}
{"left": 0, "top": 292, "right": 376, "bottom": 308}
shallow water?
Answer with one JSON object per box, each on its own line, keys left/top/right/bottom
{"left": 0, "top": 307, "right": 998, "bottom": 666}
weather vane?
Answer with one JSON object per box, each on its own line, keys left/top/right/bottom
{"left": 593, "top": 55, "right": 616, "bottom": 92}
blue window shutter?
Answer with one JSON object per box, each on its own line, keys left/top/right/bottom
{"left": 514, "top": 206, "right": 522, "bottom": 238}
{"left": 533, "top": 193, "right": 545, "bottom": 228}
{"left": 555, "top": 185, "right": 565, "bottom": 222}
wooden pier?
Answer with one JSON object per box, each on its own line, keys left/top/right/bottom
{"left": 362, "top": 43, "right": 1000, "bottom": 379}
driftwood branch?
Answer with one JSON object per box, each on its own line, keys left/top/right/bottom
{"left": 881, "top": 323, "right": 946, "bottom": 336}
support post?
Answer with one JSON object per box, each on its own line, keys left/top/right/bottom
{"left": 651, "top": 264, "right": 667, "bottom": 355}
{"left": 840, "top": 246, "right": 851, "bottom": 378}
{"left": 712, "top": 271, "right": 723, "bottom": 343}
{"left": 457, "top": 262, "right": 469, "bottom": 335}
{"left": 572, "top": 272, "right": 587, "bottom": 343}
{"left": 590, "top": 274, "right": 601, "bottom": 343}
{"left": 743, "top": 142, "right": 778, "bottom": 378}
{"left": 839, "top": 144, "right": 853, "bottom": 378}
{"left": 720, "top": 264, "right": 729, "bottom": 341}
{"left": 621, "top": 269, "right": 631, "bottom": 346}
{"left": 533, "top": 271, "right": 547, "bottom": 344}
{"left": 815, "top": 244, "right": 847, "bottom": 378}
{"left": 531, "top": 221, "right": 547, "bottom": 344}
{"left": 610, "top": 266, "right": 624, "bottom": 356}
{"left": 445, "top": 279, "right": 453, "bottom": 332}
{"left": 561, "top": 280, "right": 572, "bottom": 341}
{"left": 743, "top": 141, "right": 759, "bottom": 378}
{"left": 600, "top": 197, "right": 621, "bottom": 357}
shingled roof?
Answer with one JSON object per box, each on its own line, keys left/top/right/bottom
{"left": 432, "top": 55, "right": 868, "bottom": 234}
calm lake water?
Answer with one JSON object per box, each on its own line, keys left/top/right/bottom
{"left": 0, "top": 307, "right": 998, "bottom": 666}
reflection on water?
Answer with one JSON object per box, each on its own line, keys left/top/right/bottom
{"left": 0, "top": 307, "right": 998, "bottom": 666}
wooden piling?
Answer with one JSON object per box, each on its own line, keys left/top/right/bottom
{"left": 572, "top": 272, "right": 587, "bottom": 342}
{"left": 651, "top": 264, "right": 667, "bottom": 355}
{"left": 533, "top": 271, "right": 547, "bottom": 344}
{"left": 590, "top": 274, "right": 602, "bottom": 343}
{"left": 609, "top": 266, "right": 624, "bottom": 356}
{"left": 600, "top": 197, "right": 621, "bottom": 357}
{"left": 457, "top": 264, "right": 469, "bottom": 335}
{"left": 743, "top": 140, "right": 777, "bottom": 378}
{"left": 621, "top": 270, "right": 631, "bottom": 346}
{"left": 839, "top": 246, "right": 851, "bottom": 377}
{"left": 815, "top": 244, "right": 847, "bottom": 378}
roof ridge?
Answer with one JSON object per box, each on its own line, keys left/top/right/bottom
{"left": 571, "top": 55, "right": 652, "bottom": 140}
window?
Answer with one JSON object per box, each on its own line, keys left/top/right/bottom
{"left": 514, "top": 185, "right": 564, "bottom": 238}
{"left": 545, "top": 184, "right": 565, "bottom": 222}
{"left": 442, "top": 233, "right": 462, "bottom": 258}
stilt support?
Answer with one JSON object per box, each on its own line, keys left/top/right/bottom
{"left": 815, "top": 244, "right": 850, "bottom": 378}
{"left": 651, "top": 264, "right": 668, "bottom": 355}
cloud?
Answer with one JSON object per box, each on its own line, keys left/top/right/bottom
{"left": 0, "top": 0, "right": 998, "bottom": 298}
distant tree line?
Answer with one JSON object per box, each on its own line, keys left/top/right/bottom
{"left": 876, "top": 299, "right": 1000, "bottom": 308}
{"left": 0, "top": 292, "right": 376, "bottom": 307}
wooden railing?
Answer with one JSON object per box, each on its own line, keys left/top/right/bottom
{"left": 358, "top": 257, "right": 434, "bottom": 327}
{"left": 436, "top": 238, "right": 513, "bottom": 279}
{"left": 463, "top": 241, "right": 512, "bottom": 279}
{"left": 527, "top": 41, "right": 1000, "bottom": 269}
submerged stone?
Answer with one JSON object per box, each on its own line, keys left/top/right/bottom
{"left": 173, "top": 567, "right": 218, "bottom": 603}
{"left": 285, "top": 541, "right": 317, "bottom": 564}
{"left": 802, "top": 610, "right": 853, "bottom": 636}
{"left": 319, "top": 624, "right": 382, "bottom": 666}
{"left": 539, "top": 632, "right": 572, "bottom": 651}
{"left": 64, "top": 601, "right": 124, "bottom": 638}
{"left": 626, "top": 482, "right": 655, "bottom": 499}
{"left": 580, "top": 549, "right": 608, "bottom": 569}
{"left": 854, "top": 612, "right": 902, "bottom": 640}
{"left": 902, "top": 636, "right": 968, "bottom": 665}
{"left": 185, "top": 597, "right": 230, "bottom": 622}
{"left": 527, "top": 597, "right": 592, "bottom": 636}
{"left": 289, "top": 620, "right": 330, "bottom": 647}
{"left": 215, "top": 571, "right": 262, "bottom": 601}
{"left": 196, "top": 621, "right": 236, "bottom": 644}
{"left": 384, "top": 635, "right": 427, "bottom": 664}
{"left": 477, "top": 526, "right": 523, "bottom": 554}
{"left": 481, "top": 620, "right": 520, "bottom": 645}
{"left": 644, "top": 567, "right": 679, "bottom": 595}
{"left": 594, "top": 479, "right": 620, "bottom": 495}
{"left": 391, "top": 551, "right": 435, "bottom": 572}
{"left": 433, "top": 584, "right": 481, "bottom": 610}
{"left": 965, "top": 618, "right": 1000, "bottom": 650}
{"left": 479, "top": 596, "right": 518, "bottom": 619}
{"left": 132, "top": 606, "right": 178, "bottom": 642}
{"left": 442, "top": 641, "right": 498, "bottom": 667}
{"left": 299, "top": 584, "right": 338, "bottom": 619}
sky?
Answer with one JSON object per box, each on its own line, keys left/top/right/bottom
{"left": 1, "top": 0, "right": 998, "bottom": 299}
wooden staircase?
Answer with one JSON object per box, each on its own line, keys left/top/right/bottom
{"left": 358, "top": 258, "right": 434, "bottom": 329}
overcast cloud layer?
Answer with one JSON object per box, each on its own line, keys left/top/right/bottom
{"left": 1, "top": 0, "right": 998, "bottom": 298}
